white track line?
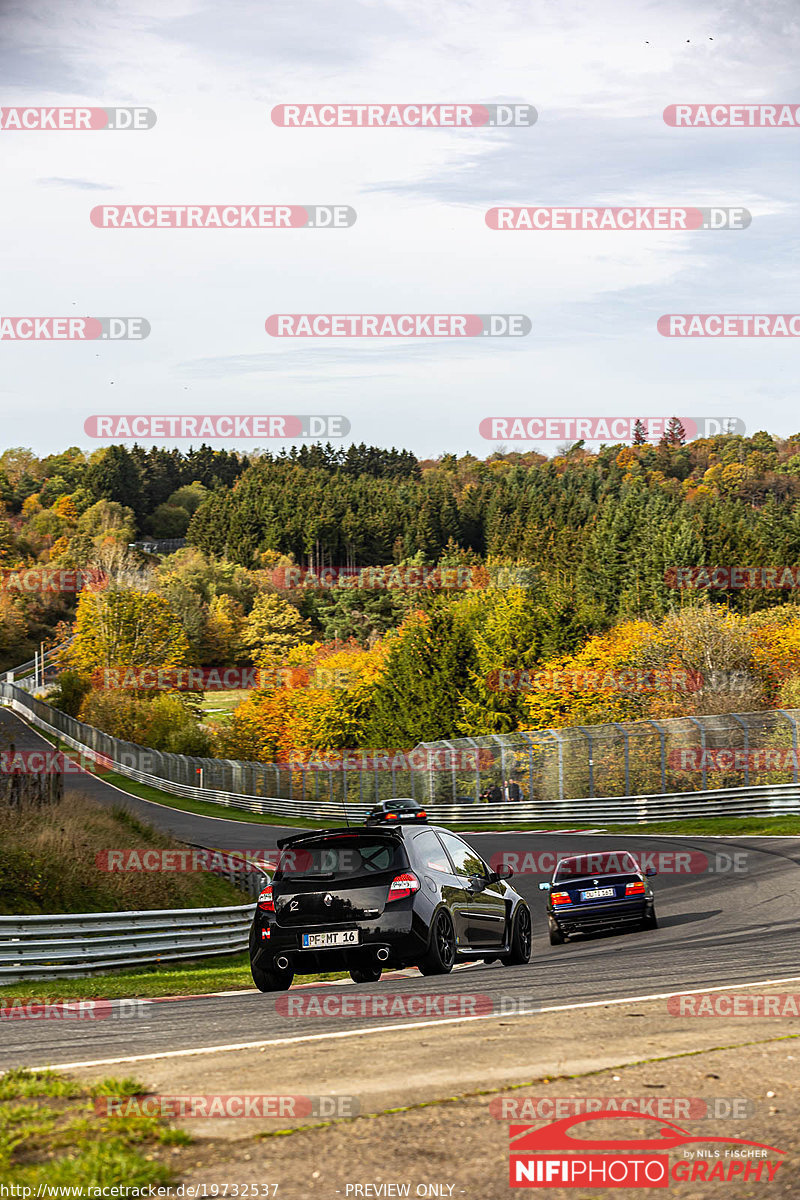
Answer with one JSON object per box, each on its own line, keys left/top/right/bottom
{"left": 29, "top": 973, "right": 800, "bottom": 1072}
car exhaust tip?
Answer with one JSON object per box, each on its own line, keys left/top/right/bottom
{"left": 376, "top": 947, "right": 390, "bottom": 962}
{"left": 275, "top": 956, "right": 290, "bottom": 971}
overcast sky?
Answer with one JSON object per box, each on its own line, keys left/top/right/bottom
{"left": 2, "top": 0, "right": 799, "bottom": 459}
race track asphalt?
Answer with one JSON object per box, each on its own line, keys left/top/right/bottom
{"left": 2, "top": 707, "right": 799, "bottom": 1071}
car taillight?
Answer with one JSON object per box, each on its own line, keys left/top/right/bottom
{"left": 417, "top": 811, "right": 427, "bottom": 819}
{"left": 257, "top": 886, "right": 275, "bottom": 912}
{"left": 551, "top": 890, "right": 572, "bottom": 905}
{"left": 626, "top": 881, "right": 646, "bottom": 895}
{"left": 387, "top": 871, "right": 420, "bottom": 902}
{"left": 386, "top": 813, "right": 398, "bottom": 820}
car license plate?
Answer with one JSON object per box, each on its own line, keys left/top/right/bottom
{"left": 581, "top": 887, "right": 616, "bottom": 900}
{"left": 301, "top": 930, "right": 360, "bottom": 949}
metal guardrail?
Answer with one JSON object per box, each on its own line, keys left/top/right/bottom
{"left": 0, "top": 904, "right": 256, "bottom": 981}
{"left": 7, "top": 639, "right": 73, "bottom": 690}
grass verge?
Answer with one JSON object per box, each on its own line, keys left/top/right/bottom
{"left": 0, "top": 951, "right": 348, "bottom": 1002}
{"left": 0, "top": 1068, "right": 185, "bottom": 1192}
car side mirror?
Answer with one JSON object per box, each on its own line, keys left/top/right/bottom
{"left": 538, "top": 881, "right": 550, "bottom": 891}
{"left": 492, "top": 864, "right": 514, "bottom": 880}
{"left": 645, "top": 866, "right": 657, "bottom": 877}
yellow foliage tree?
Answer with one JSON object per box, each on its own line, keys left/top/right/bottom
{"left": 69, "top": 588, "right": 189, "bottom": 676}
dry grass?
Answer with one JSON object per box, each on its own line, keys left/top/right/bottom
{"left": 0, "top": 791, "right": 248, "bottom": 914}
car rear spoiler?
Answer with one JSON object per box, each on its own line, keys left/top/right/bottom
{"left": 276, "top": 826, "right": 404, "bottom": 850}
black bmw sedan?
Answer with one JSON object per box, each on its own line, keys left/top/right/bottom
{"left": 365, "top": 797, "right": 427, "bottom": 826}
{"left": 250, "top": 825, "right": 532, "bottom": 990}
{"left": 540, "top": 851, "right": 658, "bottom": 944}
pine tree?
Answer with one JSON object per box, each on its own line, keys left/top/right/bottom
{"left": 364, "top": 601, "right": 478, "bottom": 745}
{"left": 665, "top": 417, "right": 687, "bottom": 446}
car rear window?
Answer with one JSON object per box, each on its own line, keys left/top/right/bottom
{"left": 386, "top": 800, "right": 417, "bottom": 810}
{"left": 554, "top": 852, "right": 640, "bottom": 881}
{"left": 275, "top": 838, "right": 406, "bottom": 880}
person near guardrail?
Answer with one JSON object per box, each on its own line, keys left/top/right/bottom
{"left": 504, "top": 778, "right": 522, "bottom": 801}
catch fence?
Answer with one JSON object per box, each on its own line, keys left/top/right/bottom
{"left": 2, "top": 682, "right": 800, "bottom": 822}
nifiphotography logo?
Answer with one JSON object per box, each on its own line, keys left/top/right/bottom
{"left": 508, "top": 1112, "right": 784, "bottom": 1188}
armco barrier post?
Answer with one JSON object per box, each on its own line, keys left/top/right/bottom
{"left": 576, "top": 726, "right": 594, "bottom": 797}
{"left": 648, "top": 718, "right": 667, "bottom": 793}
{"left": 730, "top": 714, "right": 749, "bottom": 785}
{"left": 687, "top": 716, "right": 708, "bottom": 790}
{"left": 778, "top": 710, "right": 799, "bottom": 785}
{"left": 612, "top": 723, "right": 630, "bottom": 795}
{"left": 520, "top": 732, "right": 535, "bottom": 806}
{"left": 557, "top": 732, "right": 564, "bottom": 803}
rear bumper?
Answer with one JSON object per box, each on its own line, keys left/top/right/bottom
{"left": 251, "top": 909, "right": 426, "bottom": 974}
{"left": 553, "top": 899, "right": 649, "bottom": 932}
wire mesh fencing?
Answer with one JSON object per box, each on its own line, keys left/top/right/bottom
{"left": 2, "top": 680, "right": 800, "bottom": 820}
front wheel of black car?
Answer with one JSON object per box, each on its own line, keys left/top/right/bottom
{"left": 502, "top": 904, "right": 532, "bottom": 965}
{"left": 548, "top": 917, "right": 565, "bottom": 945}
{"left": 418, "top": 909, "right": 456, "bottom": 975}
{"left": 349, "top": 964, "right": 383, "bottom": 984}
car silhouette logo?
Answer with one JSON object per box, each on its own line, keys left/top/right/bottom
{"left": 324, "top": 893, "right": 333, "bottom": 906}
{"left": 509, "top": 1112, "right": 785, "bottom": 1155}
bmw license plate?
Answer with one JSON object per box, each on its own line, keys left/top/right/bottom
{"left": 301, "top": 930, "right": 360, "bottom": 949}
{"left": 581, "top": 887, "right": 616, "bottom": 900}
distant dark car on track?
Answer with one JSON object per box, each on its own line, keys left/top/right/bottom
{"left": 365, "top": 797, "right": 427, "bottom": 826}
{"left": 250, "top": 825, "right": 532, "bottom": 991}
{"left": 539, "top": 851, "right": 657, "bottom": 945}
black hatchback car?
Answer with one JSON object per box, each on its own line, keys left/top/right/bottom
{"left": 365, "top": 797, "right": 427, "bottom": 826}
{"left": 539, "top": 851, "right": 657, "bottom": 944}
{"left": 250, "top": 825, "right": 532, "bottom": 990}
